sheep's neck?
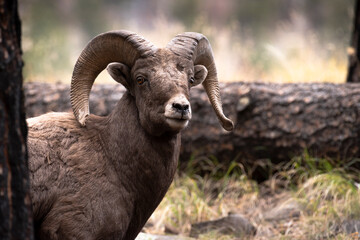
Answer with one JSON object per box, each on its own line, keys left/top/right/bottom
{"left": 104, "top": 91, "right": 180, "bottom": 165}
{"left": 96, "top": 92, "right": 180, "bottom": 237}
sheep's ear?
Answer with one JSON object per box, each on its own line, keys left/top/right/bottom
{"left": 107, "top": 62, "right": 132, "bottom": 91}
{"left": 192, "top": 65, "right": 208, "bottom": 87}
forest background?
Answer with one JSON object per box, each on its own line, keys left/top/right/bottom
{"left": 20, "top": 0, "right": 354, "bottom": 84}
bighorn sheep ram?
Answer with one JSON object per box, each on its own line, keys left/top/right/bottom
{"left": 27, "top": 30, "right": 234, "bottom": 240}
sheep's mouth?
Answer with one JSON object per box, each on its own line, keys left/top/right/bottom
{"left": 165, "top": 117, "right": 189, "bottom": 130}
{"left": 164, "top": 94, "right": 192, "bottom": 130}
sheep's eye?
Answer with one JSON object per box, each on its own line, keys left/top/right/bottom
{"left": 137, "top": 76, "right": 147, "bottom": 85}
{"left": 189, "top": 76, "right": 195, "bottom": 85}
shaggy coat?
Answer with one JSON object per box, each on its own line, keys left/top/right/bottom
{"left": 27, "top": 30, "right": 233, "bottom": 240}
{"left": 28, "top": 93, "right": 180, "bottom": 239}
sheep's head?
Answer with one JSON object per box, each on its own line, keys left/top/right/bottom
{"left": 70, "top": 30, "right": 234, "bottom": 135}
{"left": 107, "top": 49, "right": 208, "bottom": 135}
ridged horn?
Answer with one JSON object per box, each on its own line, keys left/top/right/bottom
{"left": 70, "top": 30, "right": 156, "bottom": 126}
{"left": 166, "top": 32, "right": 234, "bottom": 131}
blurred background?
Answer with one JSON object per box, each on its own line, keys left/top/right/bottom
{"left": 19, "top": 0, "right": 354, "bottom": 83}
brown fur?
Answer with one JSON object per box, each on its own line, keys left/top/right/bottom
{"left": 28, "top": 49, "right": 207, "bottom": 240}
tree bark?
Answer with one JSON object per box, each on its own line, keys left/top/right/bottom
{"left": 0, "top": 0, "right": 34, "bottom": 239}
{"left": 182, "top": 83, "right": 360, "bottom": 174}
{"left": 347, "top": 0, "right": 360, "bottom": 82}
{"left": 24, "top": 82, "right": 360, "bottom": 166}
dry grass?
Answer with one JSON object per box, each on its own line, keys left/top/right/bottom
{"left": 144, "top": 154, "right": 360, "bottom": 239}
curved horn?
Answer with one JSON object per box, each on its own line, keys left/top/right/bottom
{"left": 166, "top": 32, "right": 234, "bottom": 131}
{"left": 71, "top": 30, "right": 156, "bottom": 126}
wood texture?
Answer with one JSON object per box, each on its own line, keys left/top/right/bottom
{"left": 347, "top": 0, "right": 360, "bottom": 82}
{"left": 0, "top": 0, "right": 34, "bottom": 239}
{"left": 24, "top": 82, "right": 360, "bottom": 169}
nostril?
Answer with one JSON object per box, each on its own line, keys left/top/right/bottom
{"left": 172, "top": 103, "right": 189, "bottom": 112}
{"left": 172, "top": 103, "right": 182, "bottom": 111}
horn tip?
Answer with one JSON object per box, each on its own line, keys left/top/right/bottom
{"left": 78, "top": 118, "right": 87, "bottom": 127}
{"left": 76, "top": 109, "right": 89, "bottom": 127}
{"left": 222, "top": 118, "right": 234, "bottom": 131}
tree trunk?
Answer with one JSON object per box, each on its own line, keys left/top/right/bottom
{"left": 347, "top": 0, "right": 360, "bottom": 82}
{"left": 0, "top": 0, "right": 34, "bottom": 239}
{"left": 24, "top": 82, "right": 360, "bottom": 166}
{"left": 181, "top": 82, "right": 360, "bottom": 176}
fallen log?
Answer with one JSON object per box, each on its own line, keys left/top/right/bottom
{"left": 24, "top": 82, "right": 360, "bottom": 170}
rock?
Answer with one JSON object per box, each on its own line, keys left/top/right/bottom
{"left": 164, "top": 224, "right": 180, "bottom": 235}
{"left": 135, "top": 233, "right": 194, "bottom": 240}
{"left": 338, "top": 220, "right": 360, "bottom": 236}
{"left": 263, "top": 198, "right": 302, "bottom": 221}
{"left": 189, "top": 213, "right": 256, "bottom": 238}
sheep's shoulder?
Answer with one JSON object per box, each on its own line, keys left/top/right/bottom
{"left": 28, "top": 112, "right": 83, "bottom": 167}
{"left": 27, "top": 111, "right": 106, "bottom": 172}
{"left": 27, "top": 112, "right": 107, "bottom": 218}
